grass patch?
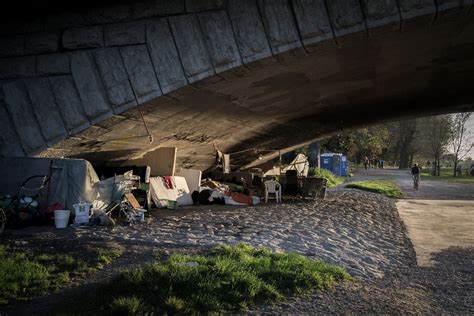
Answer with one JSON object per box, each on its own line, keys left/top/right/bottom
{"left": 345, "top": 179, "right": 403, "bottom": 198}
{"left": 57, "top": 244, "right": 351, "bottom": 314}
{"left": 308, "top": 167, "right": 345, "bottom": 187}
{"left": 421, "top": 168, "right": 474, "bottom": 184}
{"left": 0, "top": 245, "right": 123, "bottom": 305}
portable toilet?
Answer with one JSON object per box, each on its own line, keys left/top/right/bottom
{"left": 320, "top": 153, "right": 348, "bottom": 176}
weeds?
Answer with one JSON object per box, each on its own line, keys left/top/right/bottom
{"left": 308, "top": 168, "right": 344, "bottom": 187}
{"left": 0, "top": 245, "right": 123, "bottom": 305}
{"left": 345, "top": 180, "right": 403, "bottom": 198}
{"left": 60, "top": 244, "right": 351, "bottom": 314}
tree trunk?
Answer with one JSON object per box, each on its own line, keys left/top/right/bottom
{"left": 434, "top": 155, "right": 440, "bottom": 176}
{"left": 409, "top": 152, "right": 414, "bottom": 167}
{"left": 399, "top": 146, "right": 410, "bottom": 169}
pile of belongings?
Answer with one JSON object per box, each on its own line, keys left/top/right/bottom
{"left": 148, "top": 170, "right": 261, "bottom": 208}
{"left": 197, "top": 179, "right": 260, "bottom": 206}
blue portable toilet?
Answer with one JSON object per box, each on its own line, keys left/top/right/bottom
{"left": 320, "top": 153, "right": 348, "bottom": 176}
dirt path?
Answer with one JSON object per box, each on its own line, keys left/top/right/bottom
{"left": 349, "top": 168, "right": 474, "bottom": 266}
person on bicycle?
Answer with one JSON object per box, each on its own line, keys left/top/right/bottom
{"left": 411, "top": 163, "right": 421, "bottom": 190}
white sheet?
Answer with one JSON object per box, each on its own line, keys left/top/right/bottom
{"left": 176, "top": 169, "right": 202, "bottom": 193}
{"left": 149, "top": 176, "right": 194, "bottom": 208}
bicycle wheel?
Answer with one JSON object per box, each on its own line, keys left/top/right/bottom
{"left": 0, "top": 208, "right": 6, "bottom": 234}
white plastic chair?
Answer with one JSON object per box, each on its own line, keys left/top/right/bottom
{"left": 264, "top": 180, "right": 281, "bottom": 203}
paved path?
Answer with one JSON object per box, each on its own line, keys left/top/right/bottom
{"left": 348, "top": 168, "right": 474, "bottom": 266}
{"left": 348, "top": 168, "right": 474, "bottom": 200}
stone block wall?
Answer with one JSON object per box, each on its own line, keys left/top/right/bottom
{"left": 0, "top": 0, "right": 471, "bottom": 157}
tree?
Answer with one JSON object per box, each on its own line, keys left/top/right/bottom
{"left": 396, "top": 119, "right": 417, "bottom": 169}
{"left": 449, "top": 112, "right": 474, "bottom": 176}
{"left": 418, "top": 115, "right": 451, "bottom": 176}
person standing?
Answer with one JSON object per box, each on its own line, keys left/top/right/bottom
{"left": 411, "top": 163, "right": 421, "bottom": 190}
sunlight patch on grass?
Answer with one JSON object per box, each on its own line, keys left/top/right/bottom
{"left": 345, "top": 180, "right": 403, "bottom": 198}
{"left": 421, "top": 168, "right": 474, "bottom": 184}
{"left": 60, "top": 244, "right": 351, "bottom": 314}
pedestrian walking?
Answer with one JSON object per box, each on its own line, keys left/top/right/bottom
{"left": 411, "top": 163, "right": 421, "bottom": 190}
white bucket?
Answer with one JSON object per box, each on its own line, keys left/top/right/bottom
{"left": 54, "top": 210, "right": 70, "bottom": 228}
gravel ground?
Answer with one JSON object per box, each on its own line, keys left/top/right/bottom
{"left": 1, "top": 188, "right": 472, "bottom": 314}
{"left": 80, "top": 189, "right": 415, "bottom": 279}
{"left": 249, "top": 246, "right": 474, "bottom": 314}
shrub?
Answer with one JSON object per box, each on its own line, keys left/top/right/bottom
{"left": 308, "top": 167, "right": 342, "bottom": 187}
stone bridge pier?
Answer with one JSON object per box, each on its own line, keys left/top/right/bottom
{"left": 0, "top": 0, "right": 473, "bottom": 169}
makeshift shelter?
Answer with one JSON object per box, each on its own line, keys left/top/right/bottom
{"left": 0, "top": 157, "right": 99, "bottom": 212}
{"left": 149, "top": 176, "right": 194, "bottom": 208}
{"left": 264, "top": 154, "right": 309, "bottom": 177}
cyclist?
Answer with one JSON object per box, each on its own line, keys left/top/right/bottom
{"left": 411, "top": 163, "right": 421, "bottom": 190}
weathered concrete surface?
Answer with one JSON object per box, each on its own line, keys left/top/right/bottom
{"left": 37, "top": 53, "right": 70, "bottom": 76}
{"left": 93, "top": 48, "right": 137, "bottom": 113}
{"left": 119, "top": 45, "right": 162, "bottom": 104}
{"left": 62, "top": 26, "right": 104, "bottom": 49}
{"left": 132, "top": 0, "right": 185, "bottom": 19}
{"left": 0, "top": 56, "right": 36, "bottom": 79}
{"left": 292, "top": 0, "right": 333, "bottom": 46}
{"left": 326, "top": 0, "right": 366, "bottom": 37}
{"left": 49, "top": 76, "right": 91, "bottom": 134}
{"left": 24, "top": 78, "right": 68, "bottom": 146}
{"left": 104, "top": 21, "right": 145, "bottom": 46}
{"left": 146, "top": 18, "right": 187, "bottom": 93}
{"left": 198, "top": 11, "right": 242, "bottom": 74}
{"left": 361, "top": 0, "right": 401, "bottom": 29}
{"left": 397, "top": 200, "right": 474, "bottom": 266}
{"left": 25, "top": 31, "right": 59, "bottom": 54}
{"left": 70, "top": 52, "right": 112, "bottom": 124}
{"left": 0, "top": 102, "right": 25, "bottom": 157}
{"left": 3, "top": 81, "right": 46, "bottom": 154}
{"left": 257, "top": 0, "right": 301, "bottom": 54}
{"left": 0, "top": 1, "right": 473, "bottom": 169}
{"left": 169, "top": 15, "right": 215, "bottom": 83}
{"left": 227, "top": 0, "right": 272, "bottom": 63}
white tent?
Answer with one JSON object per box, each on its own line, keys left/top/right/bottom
{"left": 264, "top": 154, "right": 309, "bottom": 177}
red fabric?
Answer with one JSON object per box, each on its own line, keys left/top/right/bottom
{"left": 225, "top": 191, "right": 253, "bottom": 206}
{"left": 162, "top": 176, "right": 174, "bottom": 189}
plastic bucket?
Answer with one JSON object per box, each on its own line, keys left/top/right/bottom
{"left": 54, "top": 210, "right": 70, "bottom": 228}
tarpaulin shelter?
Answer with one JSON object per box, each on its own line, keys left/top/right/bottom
{"left": 0, "top": 157, "right": 99, "bottom": 211}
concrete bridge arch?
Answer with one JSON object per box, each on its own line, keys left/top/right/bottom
{"left": 0, "top": 0, "right": 473, "bottom": 169}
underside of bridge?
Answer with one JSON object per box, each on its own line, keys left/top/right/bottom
{"left": 1, "top": 1, "right": 474, "bottom": 170}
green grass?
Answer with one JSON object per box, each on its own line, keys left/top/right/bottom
{"left": 57, "top": 244, "right": 351, "bottom": 314}
{"left": 345, "top": 180, "right": 403, "bottom": 198}
{"left": 308, "top": 168, "right": 345, "bottom": 187}
{"left": 421, "top": 168, "right": 474, "bottom": 184}
{"left": 0, "top": 245, "right": 123, "bottom": 305}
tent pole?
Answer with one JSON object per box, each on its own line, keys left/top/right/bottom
{"left": 279, "top": 150, "right": 282, "bottom": 178}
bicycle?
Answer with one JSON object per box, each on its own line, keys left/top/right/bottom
{"left": 0, "top": 175, "right": 50, "bottom": 234}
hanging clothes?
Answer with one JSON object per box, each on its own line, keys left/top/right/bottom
{"left": 223, "top": 154, "right": 230, "bottom": 174}
{"left": 162, "top": 176, "right": 175, "bottom": 189}
{"left": 215, "top": 150, "right": 223, "bottom": 166}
